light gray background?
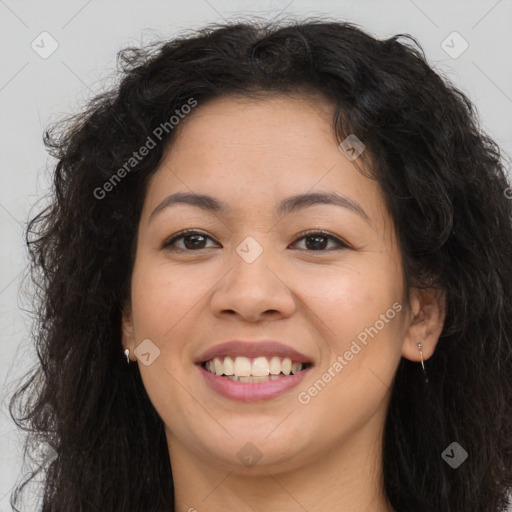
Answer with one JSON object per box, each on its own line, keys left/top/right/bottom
{"left": 1, "top": 0, "right": 511, "bottom": 510}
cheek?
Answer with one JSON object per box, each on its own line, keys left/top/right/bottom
{"left": 297, "top": 269, "right": 402, "bottom": 425}
{"left": 130, "top": 258, "right": 204, "bottom": 335}
{"left": 296, "top": 261, "right": 397, "bottom": 336}
{"left": 296, "top": 259, "right": 404, "bottom": 391}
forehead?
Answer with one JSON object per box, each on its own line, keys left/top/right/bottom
{"left": 168, "top": 92, "right": 337, "bottom": 155}
{"left": 143, "top": 93, "right": 386, "bottom": 227}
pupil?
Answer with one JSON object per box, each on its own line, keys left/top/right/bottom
{"left": 184, "top": 234, "right": 328, "bottom": 250}
{"left": 185, "top": 234, "right": 205, "bottom": 249}
{"left": 306, "top": 235, "right": 327, "bottom": 250}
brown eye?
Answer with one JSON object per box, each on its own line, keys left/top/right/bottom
{"left": 162, "top": 229, "right": 348, "bottom": 252}
{"left": 290, "top": 231, "right": 348, "bottom": 251}
{"left": 162, "top": 230, "right": 218, "bottom": 251}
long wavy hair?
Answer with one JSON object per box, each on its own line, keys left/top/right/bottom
{"left": 9, "top": 16, "right": 512, "bottom": 512}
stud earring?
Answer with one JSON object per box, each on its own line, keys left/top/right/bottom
{"left": 417, "top": 342, "right": 429, "bottom": 383}
{"left": 124, "top": 348, "right": 130, "bottom": 364}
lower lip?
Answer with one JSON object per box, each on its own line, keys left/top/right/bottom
{"left": 197, "top": 363, "right": 313, "bottom": 402}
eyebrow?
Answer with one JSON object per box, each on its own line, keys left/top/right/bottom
{"left": 148, "top": 191, "right": 371, "bottom": 224}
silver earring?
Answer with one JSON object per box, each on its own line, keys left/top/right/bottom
{"left": 124, "top": 348, "right": 130, "bottom": 364}
{"left": 417, "top": 342, "right": 429, "bottom": 383}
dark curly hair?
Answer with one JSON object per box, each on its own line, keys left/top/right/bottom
{"left": 9, "top": 15, "right": 512, "bottom": 512}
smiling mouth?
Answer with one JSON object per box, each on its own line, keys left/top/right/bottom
{"left": 201, "top": 355, "right": 313, "bottom": 382}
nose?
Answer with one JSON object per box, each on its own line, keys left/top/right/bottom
{"left": 210, "top": 240, "right": 297, "bottom": 323}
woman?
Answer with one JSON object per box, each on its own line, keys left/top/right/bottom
{"left": 9, "top": 17, "right": 512, "bottom": 512}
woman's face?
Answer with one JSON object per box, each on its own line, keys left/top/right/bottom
{"left": 122, "top": 93, "right": 437, "bottom": 477}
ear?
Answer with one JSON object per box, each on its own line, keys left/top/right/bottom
{"left": 401, "top": 286, "right": 446, "bottom": 362}
{"left": 121, "top": 300, "right": 136, "bottom": 362}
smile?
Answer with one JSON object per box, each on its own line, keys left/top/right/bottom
{"left": 197, "top": 357, "right": 313, "bottom": 402}
{"left": 203, "top": 355, "right": 312, "bottom": 380}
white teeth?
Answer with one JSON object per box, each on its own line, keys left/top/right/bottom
{"left": 269, "top": 356, "right": 281, "bottom": 375}
{"left": 238, "top": 375, "right": 274, "bottom": 382}
{"left": 213, "top": 357, "right": 224, "bottom": 376}
{"left": 223, "top": 356, "right": 234, "bottom": 375}
{"left": 205, "top": 356, "right": 306, "bottom": 377}
{"left": 224, "top": 375, "right": 283, "bottom": 382}
{"left": 291, "top": 362, "right": 302, "bottom": 374}
{"left": 281, "top": 357, "right": 292, "bottom": 375}
{"left": 234, "top": 356, "right": 252, "bottom": 377}
{"left": 251, "top": 357, "right": 270, "bottom": 376}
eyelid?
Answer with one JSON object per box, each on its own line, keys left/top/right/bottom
{"left": 162, "top": 229, "right": 350, "bottom": 251}
{"left": 291, "top": 229, "right": 350, "bottom": 249}
{"left": 162, "top": 229, "right": 215, "bottom": 249}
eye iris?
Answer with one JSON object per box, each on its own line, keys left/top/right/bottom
{"left": 305, "top": 235, "right": 328, "bottom": 250}
{"left": 172, "top": 232, "right": 338, "bottom": 251}
{"left": 184, "top": 234, "right": 206, "bottom": 250}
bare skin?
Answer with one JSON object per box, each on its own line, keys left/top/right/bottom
{"left": 122, "top": 93, "right": 445, "bottom": 512}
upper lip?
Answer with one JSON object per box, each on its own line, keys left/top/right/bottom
{"left": 194, "top": 340, "right": 314, "bottom": 365}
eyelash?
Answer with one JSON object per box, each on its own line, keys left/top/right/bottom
{"left": 162, "top": 229, "right": 349, "bottom": 252}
